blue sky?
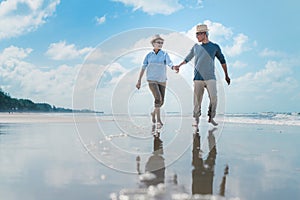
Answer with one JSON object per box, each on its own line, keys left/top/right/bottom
{"left": 0, "top": 0, "right": 300, "bottom": 114}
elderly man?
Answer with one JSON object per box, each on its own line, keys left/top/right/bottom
{"left": 175, "top": 24, "right": 230, "bottom": 127}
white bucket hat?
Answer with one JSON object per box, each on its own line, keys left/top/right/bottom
{"left": 151, "top": 34, "right": 164, "bottom": 44}
{"left": 196, "top": 24, "right": 209, "bottom": 33}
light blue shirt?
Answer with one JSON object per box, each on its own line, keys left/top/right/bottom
{"left": 142, "top": 50, "right": 173, "bottom": 82}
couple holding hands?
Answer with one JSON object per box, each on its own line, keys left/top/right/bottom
{"left": 136, "top": 24, "right": 231, "bottom": 129}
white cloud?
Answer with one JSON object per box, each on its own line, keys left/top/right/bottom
{"left": 96, "top": 15, "right": 106, "bottom": 25}
{"left": 203, "top": 20, "right": 233, "bottom": 42}
{"left": 253, "top": 61, "right": 291, "bottom": 83}
{"left": 234, "top": 60, "right": 295, "bottom": 92}
{"left": 225, "top": 33, "right": 250, "bottom": 57}
{"left": 0, "top": 0, "right": 60, "bottom": 40}
{"left": 106, "top": 62, "right": 127, "bottom": 75}
{"left": 182, "top": 0, "right": 203, "bottom": 9}
{"left": 46, "top": 41, "right": 94, "bottom": 60}
{"left": 227, "top": 59, "right": 299, "bottom": 112}
{"left": 0, "top": 45, "right": 32, "bottom": 61}
{"left": 99, "top": 62, "right": 129, "bottom": 87}
{"left": 0, "top": 46, "right": 33, "bottom": 80}
{"left": 230, "top": 60, "right": 247, "bottom": 68}
{"left": 0, "top": 45, "right": 80, "bottom": 108}
{"left": 112, "top": 0, "right": 183, "bottom": 15}
{"left": 260, "top": 48, "right": 286, "bottom": 57}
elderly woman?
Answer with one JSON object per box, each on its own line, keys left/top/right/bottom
{"left": 136, "top": 34, "right": 175, "bottom": 127}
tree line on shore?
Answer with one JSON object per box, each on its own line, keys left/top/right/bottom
{"left": 0, "top": 89, "right": 79, "bottom": 113}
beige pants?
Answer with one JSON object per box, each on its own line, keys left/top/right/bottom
{"left": 193, "top": 80, "right": 217, "bottom": 119}
{"left": 148, "top": 81, "right": 166, "bottom": 108}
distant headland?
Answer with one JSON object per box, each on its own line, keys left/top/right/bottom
{"left": 0, "top": 88, "right": 101, "bottom": 113}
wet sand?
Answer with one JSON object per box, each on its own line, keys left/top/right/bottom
{"left": 0, "top": 113, "right": 299, "bottom": 199}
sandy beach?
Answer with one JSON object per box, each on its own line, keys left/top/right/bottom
{"left": 0, "top": 113, "right": 299, "bottom": 200}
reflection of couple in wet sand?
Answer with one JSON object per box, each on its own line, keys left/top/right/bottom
{"left": 134, "top": 127, "right": 229, "bottom": 198}
{"left": 137, "top": 132, "right": 166, "bottom": 187}
{"left": 192, "top": 128, "right": 229, "bottom": 196}
{"left": 136, "top": 23, "right": 230, "bottom": 128}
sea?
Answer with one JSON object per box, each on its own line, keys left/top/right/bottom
{"left": 223, "top": 112, "right": 300, "bottom": 126}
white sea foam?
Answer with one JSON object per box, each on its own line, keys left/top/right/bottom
{"left": 222, "top": 112, "right": 300, "bottom": 126}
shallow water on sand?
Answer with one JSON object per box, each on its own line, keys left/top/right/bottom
{"left": 0, "top": 113, "right": 299, "bottom": 200}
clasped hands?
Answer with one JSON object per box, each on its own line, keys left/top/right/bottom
{"left": 172, "top": 65, "right": 180, "bottom": 73}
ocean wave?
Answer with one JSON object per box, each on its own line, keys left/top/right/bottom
{"left": 223, "top": 112, "right": 300, "bottom": 126}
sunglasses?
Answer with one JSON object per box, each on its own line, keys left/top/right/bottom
{"left": 196, "top": 32, "right": 206, "bottom": 36}
{"left": 155, "top": 41, "right": 164, "bottom": 44}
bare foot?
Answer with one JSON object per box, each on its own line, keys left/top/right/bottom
{"left": 208, "top": 118, "right": 218, "bottom": 126}
{"left": 157, "top": 121, "right": 163, "bottom": 129}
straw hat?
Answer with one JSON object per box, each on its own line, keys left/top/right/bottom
{"left": 196, "top": 24, "right": 209, "bottom": 33}
{"left": 151, "top": 34, "right": 164, "bottom": 44}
